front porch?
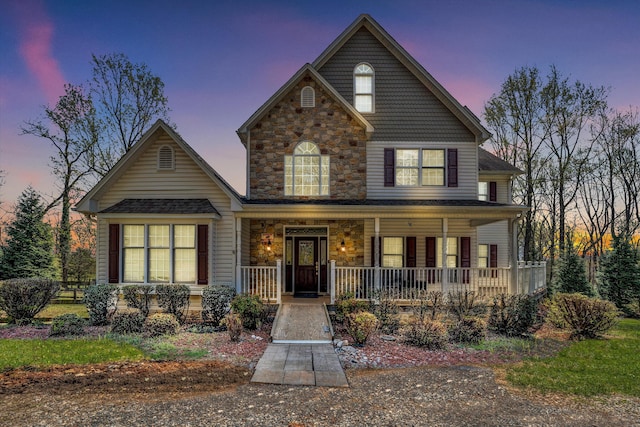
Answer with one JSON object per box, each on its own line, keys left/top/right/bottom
{"left": 237, "top": 261, "right": 547, "bottom": 304}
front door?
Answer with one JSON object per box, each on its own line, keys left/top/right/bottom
{"left": 295, "top": 237, "right": 318, "bottom": 294}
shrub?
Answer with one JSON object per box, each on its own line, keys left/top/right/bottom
{"left": 84, "top": 283, "right": 119, "bottom": 326}
{"left": 122, "top": 285, "right": 154, "bottom": 318}
{"left": 201, "top": 285, "right": 237, "bottom": 326}
{"left": 447, "top": 290, "right": 487, "bottom": 321}
{"left": 155, "top": 284, "right": 190, "bottom": 323}
{"left": 49, "top": 313, "right": 86, "bottom": 336}
{"left": 411, "top": 290, "right": 445, "bottom": 321}
{"left": 230, "top": 293, "right": 264, "bottom": 330}
{"left": 144, "top": 313, "right": 180, "bottom": 337}
{"left": 401, "top": 317, "right": 448, "bottom": 350}
{"left": 223, "top": 312, "right": 243, "bottom": 342}
{"left": 334, "top": 292, "right": 369, "bottom": 323}
{"left": 345, "top": 311, "right": 379, "bottom": 345}
{"left": 110, "top": 309, "right": 145, "bottom": 334}
{"left": 448, "top": 317, "right": 486, "bottom": 344}
{"left": 599, "top": 236, "right": 640, "bottom": 312}
{"left": 488, "top": 293, "right": 540, "bottom": 337}
{"left": 370, "top": 290, "right": 400, "bottom": 334}
{"left": 549, "top": 293, "right": 619, "bottom": 340}
{"left": 0, "top": 278, "right": 60, "bottom": 324}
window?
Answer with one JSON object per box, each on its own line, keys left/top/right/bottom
{"left": 422, "top": 149, "right": 445, "bottom": 186}
{"left": 157, "top": 145, "right": 175, "bottom": 170}
{"left": 436, "top": 237, "right": 458, "bottom": 268}
{"left": 394, "top": 149, "right": 446, "bottom": 186}
{"left": 301, "top": 86, "right": 315, "bottom": 107}
{"left": 396, "top": 149, "right": 419, "bottom": 186}
{"left": 122, "top": 224, "right": 196, "bottom": 283}
{"left": 354, "top": 63, "right": 374, "bottom": 113}
{"left": 479, "top": 243, "right": 498, "bottom": 277}
{"left": 284, "top": 141, "right": 329, "bottom": 196}
{"left": 478, "top": 244, "right": 489, "bottom": 268}
{"left": 382, "top": 237, "right": 404, "bottom": 267}
{"left": 478, "top": 182, "right": 488, "bottom": 201}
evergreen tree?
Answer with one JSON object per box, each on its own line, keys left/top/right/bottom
{"left": 0, "top": 187, "right": 57, "bottom": 280}
{"left": 599, "top": 236, "right": 640, "bottom": 311}
{"left": 552, "top": 243, "right": 593, "bottom": 296}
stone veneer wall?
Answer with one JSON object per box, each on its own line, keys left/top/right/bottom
{"left": 248, "top": 76, "right": 368, "bottom": 200}
{"left": 249, "top": 219, "right": 364, "bottom": 267}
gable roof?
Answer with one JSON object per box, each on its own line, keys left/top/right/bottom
{"left": 236, "top": 64, "right": 374, "bottom": 144}
{"left": 478, "top": 147, "right": 523, "bottom": 174}
{"left": 75, "top": 120, "right": 242, "bottom": 214}
{"left": 99, "top": 199, "right": 220, "bottom": 216}
{"left": 313, "top": 14, "right": 491, "bottom": 143}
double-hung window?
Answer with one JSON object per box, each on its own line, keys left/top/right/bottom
{"left": 284, "top": 141, "right": 329, "bottom": 196}
{"left": 422, "top": 149, "right": 445, "bottom": 185}
{"left": 382, "top": 237, "right": 404, "bottom": 267}
{"left": 436, "top": 237, "right": 458, "bottom": 268}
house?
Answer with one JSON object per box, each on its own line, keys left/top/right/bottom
{"left": 76, "top": 14, "right": 546, "bottom": 305}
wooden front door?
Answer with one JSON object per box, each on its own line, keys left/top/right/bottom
{"left": 295, "top": 237, "right": 318, "bottom": 294}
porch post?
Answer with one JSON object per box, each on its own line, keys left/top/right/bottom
{"left": 330, "top": 259, "right": 336, "bottom": 304}
{"left": 235, "top": 217, "right": 242, "bottom": 294}
{"left": 441, "top": 218, "right": 448, "bottom": 292}
{"left": 509, "top": 217, "right": 519, "bottom": 294}
{"left": 374, "top": 217, "right": 380, "bottom": 291}
{"left": 276, "top": 259, "right": 282, "bottom": 304}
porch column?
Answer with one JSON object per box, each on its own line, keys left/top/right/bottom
{"left": 276, "top": 259, "right": 282, "bottom": 304}
{"left": 235, "top": 217, "right": 242, "bottom": 294}
{"left": 441, "top": 218, "right": 448, "bottom": 292}
{"left": 374, "top": 217, "right": 380, "bottom": 291}
{"left": 509, "top": 217, "right": 519, "bottom": 294}
{"left": 330, "top": 260, "right": 336, "bottom": 304}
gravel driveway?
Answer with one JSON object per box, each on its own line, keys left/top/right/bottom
{"left": 2, "top": 365, "right": 638, "bottom": 426}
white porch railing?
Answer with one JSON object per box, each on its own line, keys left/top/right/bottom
{"left": 517, "top": 261, "right": 547, "bottom": 294}
{"left": 238, "top": 261, "right": 281, "bottom": 303}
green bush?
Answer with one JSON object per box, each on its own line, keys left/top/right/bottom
{"left": 448, "top": 317, "right": 486, "bottom": 344}
{"left": 223, "top": 312, "right": 243, "bottom": 342}
{"left": 345, "top": 311, "right": 379, "bottom": 345}
{"left": 0, "top": 278, "right": 60, "bottom": 324}
{"left": 49, "top": 313, "right": 86, "bottom": 336}
{"left": 401, "top": 317, "right": 448, "bottom": 350}
{"left": 201, "top": 285, "right": 237, "bottom": 326}
{"left": 335, "top": 292, "right": 370, "bottom": 323}
{"left": 84, "top": 283, "right": 119, "bottom": 326}
{"left": 110, "top": 309, "right": 145, "bottom": 334}
{"left": 549, "top": 293, "right": 619, "bottom": 340}
{"left": 155, "top": 284, "right": 190, "bottom": 323}
{"left": 447, "top": 290, "right": 487, "bottom": 321}
{"left": 122, "top": 284, "right": 154, "bottom": 318}
{"left": 144, "top": 313, "right": 180, "bottom": 337}
{"left": 230, "top": 293, "right": 264, "bottom": 330}
{"left": 370, "top": 290, "right": 400, "bottom": 334}
{"left": 488, "top": 293, "right": 540, "bottom": 337}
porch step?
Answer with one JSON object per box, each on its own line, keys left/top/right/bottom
{"left": 270, "top": 303, "right": 334, "bottom": 344}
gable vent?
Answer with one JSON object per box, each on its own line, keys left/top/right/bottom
{"left": 157, "top": 145, "right": 175, "bottom": 170}
{"left": 301, "top": 86, "right": 315, "bottom": 108}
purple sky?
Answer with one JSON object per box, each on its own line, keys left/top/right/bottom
{"left": 1, "top": 0, "right": 639, "bottom": 208}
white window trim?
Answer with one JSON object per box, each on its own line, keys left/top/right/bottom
{"left": 382, "top": 236, "right": 404, "bottom": 268}
{"left": 301, "top": 86, "right": 315, "bottom": 108}
{"left": 354, "top": 62, "right": 374, "bottom": 113}
{"left": 157, "top": 145, "right": 175, "bottom": 170}
{"left": 284, "top": 141, "right": 330, "bottom": 196}
{"left": 395, "top": 148, "right": 446, "bottom": 187}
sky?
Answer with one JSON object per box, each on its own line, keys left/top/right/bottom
{"left": 0, "top": 0, "right": 639, "bottom": 210}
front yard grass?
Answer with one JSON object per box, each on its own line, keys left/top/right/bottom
{"left": 0, "top": 338, "right": 145, "bottom": 370}
{"left": 506, "top": 318, "right": 640, "bottom": 396}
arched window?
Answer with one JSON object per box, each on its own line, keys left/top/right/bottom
{"left": 301, "top": 86, "right": 315, "bottom": 107}
{"left": 284, "top": 141, "right": 330, "bottom": 196}
{"left": 157, "top": 145, "right": 175, "bottom": 170}
{"left": 354, "top": 63, "right": 374, "bottom": 113}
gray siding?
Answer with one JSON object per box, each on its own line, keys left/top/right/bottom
{"left": 318, "top": 27, "right": 475, "bottom": 142}
{"left": 477, "top": 220, "right": 510, "bottom": 268}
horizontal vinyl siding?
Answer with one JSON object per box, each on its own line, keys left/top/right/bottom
{"left": 477, "top": 221, "right": 510, "bottom": 268}
{"left": 478, "top": 174, "right": 512, "bottom": 204}
{"left": 241, "top": 218, "right": 251, "bottom": 266}
{"left": 367, "top": 142, "right": 478, "bottom": 199}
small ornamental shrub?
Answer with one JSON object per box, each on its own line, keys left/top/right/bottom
{"left": 412, "top": 290, "right": 445, "bottom": 321}
{"left": 230, "top": 293, "right": 264, "bottom": 330}
{"left": 49, "top": 313, "right": 86, "bottom": 336}
{"left": 144, "top": 313, "right": 180, "bottom": 337}
{"left": 488, "top": 293, "right": 540, "bottom": 337}
{"left": 223, "top": 312, "right": 243, "bottom": 342}
{"left": 447, "top": 290, "right": 487, "bottom": 321}
{"left": 122, "top": 284, "right": 154, "bottom": 318}
{"left": 84, "top": 283, "right": 119, "bottom": 326}
{"left": 335, "top": 292, "right": 370, "bottom": 323}
{"left": 201, "top": 285, "right": 237, "bottom": 326}
{"left": 549, "top": 293, "right": 619, "bottom": 340}
{"left": 0, "top": 278, "right": 60, "bottom": 324}
{"left": 155, "top": 284, "right": 190, "bottom": 323}
{"left": 110, "top": 309, "right": 145, "bottom": 334}
{"left": 401, "top": 317, "right": 448, "bottom": 350}
{"left": 370, "top": 290, "right": 400, "bottom": 334}
{"left": 345, "top": 311, "right": 379, "bottom": 345}
{"left": 448, "top": 317, "right": 486, "bottom": 344}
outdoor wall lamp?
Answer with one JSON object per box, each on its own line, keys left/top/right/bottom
{"left": 340, "top": 239, "right": 346, "bottom": 252}
{"left": 266, "top": 239, "right": 272, "bottom": 251}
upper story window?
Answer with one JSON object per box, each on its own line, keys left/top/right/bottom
{"left": 157, "top": 145, "right": 175, "bottom": 170}
{"left": 301, "top": 86, "right": 315, "bottom": 107}
{"left": 478, "top": 181, "right": 497, "bottom": 201}
{"left": 284, "top": 141, "right": 330, "bottom": 196}
{"left": 385, "top": 148, "right": 457, "bottom": 187}
{"left": 354, "top": 63, "right": 374, "bottom": 113}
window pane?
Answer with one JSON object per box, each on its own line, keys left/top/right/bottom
{"left": 423, "top": 149, "right": 444, "bottom": 166}
{"left": 422, "top": 169, "right": 444, "bottom": 186}
{"left": 123, "top": 225, "right": 144, "bottom": 247}
{"left": 123, "top": 248, "right": 144, "bottom": 282}
{"left": 295, "top": 141, "right": 319, "bottom": 155}
{"left": 149, "top": 225, "right": 169, "bottom": 247}
{"left": 355, "top": 75, "right": 372, "bottom": 93}
{"left": 383, "top": 237, "right": 403, "bottom": 255}
{"left": 174, "top": 225, "right": 195, "bottom": 248}
{"left": 396, "top": 168, "right": 418, "bottom": 186}
{"left": 397, "top": 150, "right": 419, "bottom": 167}
{"left": 478, "top": 244, "right": 488, "bottom": 258}
{"left": 355, "top": 95, "right": 372, "bottom": 112}
{"left": 478, "top": 182, "right": 488, "bottom": 201}
{"left": 149, "top": 248, "right": 170, "bottom": 282}
{"left": 383, "top": 255, "right": 403, "bottom": 268}
{"left": 355, "top": 63, "right": 373, "bottom": 74}
{"left": 174, "top": 248, "right": 195, "bottom": 282}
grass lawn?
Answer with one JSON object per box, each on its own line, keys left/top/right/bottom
{"left": 506, "top": 318, "right": 640, "bottom": 396}
{"left": 36, "top": 304, "right": 89, "bottom": 319}
{"left": 0, "top": 338, "right": 145, "bottom": 370}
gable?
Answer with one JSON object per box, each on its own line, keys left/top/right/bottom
{"left": 317, "top": 27, "right": 474, "bottom": 142}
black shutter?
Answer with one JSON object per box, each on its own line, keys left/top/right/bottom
{"left": 447, "top": 149, "right": 458, "bottom": 187}
{"left": 460, "top": 237, "right": 471, "bottom": 283}
{"left": 489, "top": 181, "right": 497, "bottom": 202}
{"left": 197, "top": 225, "right": 209, "bottom": 285}
{"left": 405, "top": 237, "right": 416, "bottom": 268}
{"left": 425, "top": 237, "right": 436, "bottom": 267}
{"left": 108, "top": 224, "right": 119, "bottom": 283}
{"left": 384, "top": 148, "right": 395, "bottom": 187}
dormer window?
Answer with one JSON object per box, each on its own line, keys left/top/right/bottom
{"left": 354, "top": 63, "right": 374, "bottom": 113}
{"left": 301, "top": 86, "right": 315, "bottom": 107}
{"left": 157, "top": 145, "right": 175, "bottom": 170}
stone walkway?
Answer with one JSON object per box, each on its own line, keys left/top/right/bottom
{"left": 251, "top": 343, "right": 348, "bottom": 387}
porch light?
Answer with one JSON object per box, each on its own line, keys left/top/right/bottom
{"left": 340, "top": 239, "right": 346, "bottom": 252}
{"left": 267, "top": 239, "right": 272, "bottom": 251}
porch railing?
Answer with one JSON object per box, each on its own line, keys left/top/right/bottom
{"left": 238, "top": 262, "right": 281, "bottom": 303}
